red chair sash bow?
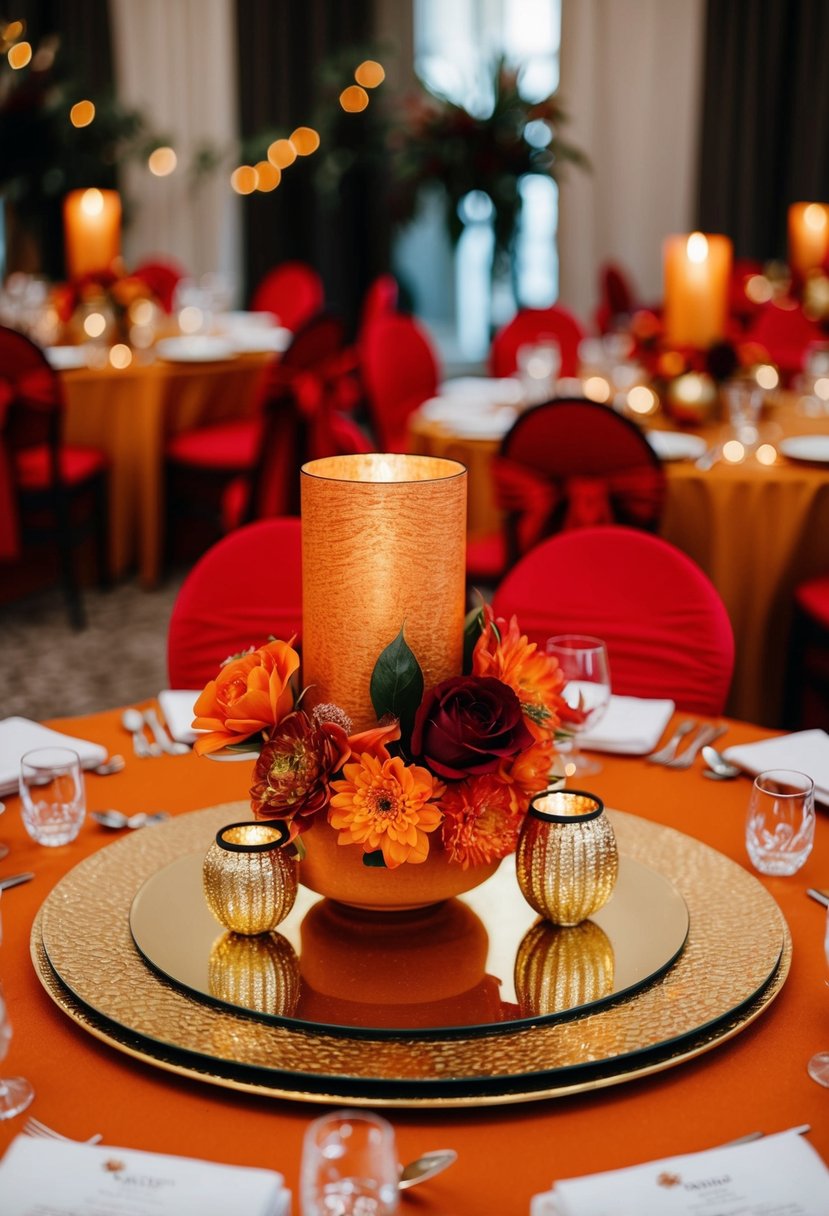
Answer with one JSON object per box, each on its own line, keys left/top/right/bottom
{"left": 491, "top": 456, "right": 665, "bottom": 554}
{"left": 0, "top": 366, "right": 60, "bottom": 558}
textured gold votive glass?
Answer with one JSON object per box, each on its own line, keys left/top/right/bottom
{"left": 203, "top": 820, "right": 298, "bottom": 935}
{"left": 516, "top": 790, "right": 619, "bottom": 925}
{"left": 300, "top": 453, "right": 467, "bottom": 731}
{"left": 208, "top": 930, "right": 300, "bottom": 1016}
{"left": 514, "top": 919, "right": 615, "bottom": 1016}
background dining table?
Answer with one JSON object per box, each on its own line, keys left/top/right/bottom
{"left": 409, "top": 391, "right": 829, "bottom": 727}
{"left": 61, "top": 351, "right": 272, "bottom": 587}
{"left": 0, "top": 706, "right": 826, "bottom": 1212}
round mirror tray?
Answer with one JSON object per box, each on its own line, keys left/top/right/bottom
{"left": 33, "top": 803, "right": 790, "bottom": 1107}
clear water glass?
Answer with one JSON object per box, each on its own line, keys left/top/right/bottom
{"left": 546, "top": 635, "right": 612, "bottom": 777}
{"left": 807, "top": 905, "right": 829, "bottom": 1087}
{"left": 517, "top": 339, "right": 561, "bottom": 404}
{"left": 300, "top": 1109, "right": 399, "bottom": 1216}
{"left": 0, "top": 897, "right": 35, "bottom": 1119}
{"left": 722, "top": 380, "right": 764, "bottom": 443}
{"left": 19, "top": 747, "right": 86, "bottom": 846}
{"left": 745, "top": 768, "right": 815, "bottom": 876}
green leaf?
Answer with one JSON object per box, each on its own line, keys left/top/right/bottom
{"left": 463, "top": 605, "right": 486, "bottom": 672}
{"left": 369, "top": 629, "right": 424, "bottom": 746}
{"left": 362, "top": 849, "right": 387, "bottom": 868}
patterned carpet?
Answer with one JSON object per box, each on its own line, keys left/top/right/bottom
{"left": 1, "top": 574, "right": 185, "bottom": 722}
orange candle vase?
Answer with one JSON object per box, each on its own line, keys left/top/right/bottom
{"left": 301, "top": 453, "right": 467, "bottom": 732}
{"left": 663, "top": 231, "right": 732, "bottom": 349}
{"left": 63, "top": 188, "right": 122, "bottom": 280}
{"left": 788, "top": 202, "right": 829, "bottom": 280}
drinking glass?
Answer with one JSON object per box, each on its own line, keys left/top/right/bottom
{"left": 745, "top": 769, "right": 815, "bottom": 876}
{"left": 0, "top": 802, "right": 8, "bottom": 860}
{"left": 807, "top": 905, "right": 829, "bottom": 1087}
{"left": 0, "top": 895, "right": 35, "bottom": 1119}
{"left": 722, "top": 380, "right": 764, "bottom": 444}
{"left": 300, "top": 1109, "right": 400, "bottom": 1216}
{"left": 517, "top": 339, "right": 561, "bottom": 404}
{"left": 546, "top": 635, "right": 612, "bottom": 777}
{"left": 19, "top": 747, "right": 86, "bottom": 846}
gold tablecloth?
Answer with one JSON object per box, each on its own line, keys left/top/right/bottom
{"left": 409, "top": 397, "right": 829, "bottom": 725}
{"left": 62, "top": 353, "right": 271, "bottom": 586}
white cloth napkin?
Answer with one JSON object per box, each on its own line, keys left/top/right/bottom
{"left": 724, "top": 729, "right": 829, "bottom": 804}
{"left": 531, "top": 1129, "right": 829, "bottom": 1216}
{"left": 579, "top": 696, "right": 675, "bottom": 755}
{"left": 0, "top": 1135, "right": 290, "bottom": 1216}
{"left": 0, "top": 718, "right": 108, "bottom": 797}
{"left": 158, "top": 690, "right": 202, "bottom": 745}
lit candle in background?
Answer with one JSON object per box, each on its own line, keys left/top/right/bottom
{"left": 663, "top": 231, "right": 732, "bottom": 348}
{"left": 788, "top": 202, "right": 829, "bottom": 280}
{"left": 63, "top": 188, "right": 122, "bottom": 279}
{"left": 301, "top": 453, "right": 467, "bottom": 732}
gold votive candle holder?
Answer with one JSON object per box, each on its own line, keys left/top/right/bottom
{"left": 514, "top": 919, "right": 615, "bottom": 1016}
{"left": 208, "top": 930, "right": 300, "bottom": 1016}
{"left": 300, "top": 453, "right": 467, "bottom": 731}
{"left": 203, "top": 820, "right": 298, "bottom": 935}
{"left": 516, "top": 790, "right": 619, "bottom": 926}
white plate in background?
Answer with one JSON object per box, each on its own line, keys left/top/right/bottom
{"left": 155, "top": 336, "right": 236, "bottom": 363}
{"left": 646, "top": 431, "right": 707, "bottom": 462}
{"left": 226, "top": 327, "right": 292, "bottom": 354}
{"left": 45, "top": 345, "right": 88, "bottom": 371}
{"left": 779, "top": 435, "right": 829, "bottom": 464}
{"left": 439, "top": 376, "right": 525, "bottom": 406}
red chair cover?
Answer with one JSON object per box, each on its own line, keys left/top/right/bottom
{"left": 747, "top": 299, "right": 824, "bottom": 375}
{"left": 594, "top": 262, "right": 638, "bottom": 334}
{"left": 360, "top": 313, "right": 439, "bottom": 451}
{"left": 167, "top": 518, "right": 303, "bottom": 689}
{"left": 795, "top": 575, "right": 829, "bottom": 629}
{"left": 249, "top": 262, "right": 325, "bottom": 332}
{"left": 492, "top": 526, "right": 734, "bottom": 715}
{"left": 359, "top": 274, "right": 399, "bottom": 331}
{"left": 132, "top": 258, "right": 188, "bottom": 313}
{"left": 489, "top": 306, "right": 586, "bottom": 378}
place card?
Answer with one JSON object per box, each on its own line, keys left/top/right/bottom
{"left": 0, "top": 1135, "right": 290, "bottom": 1216}
{"left": 531, "top": 1130, "right": 829, "bottom": 1216}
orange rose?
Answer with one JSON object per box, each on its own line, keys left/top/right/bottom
{"left": 192, "top": 639, "right": 300, "bottom": 755}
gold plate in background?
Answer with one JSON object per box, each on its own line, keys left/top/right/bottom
{"left": 32, "top": 804, "right": 790, "bottom": 1107}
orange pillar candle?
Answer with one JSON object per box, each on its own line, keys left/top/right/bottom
{"left": 663, "top": 231, "right": 732, "bottom": 349}
{"left": 301, "top": 453, "right": 467, "bottom": 732}
{"left": 788, "top": 202, "right": 829, "bottom": 279}
{"left": 63, "top": 188, "right": 122, "bottom": 279}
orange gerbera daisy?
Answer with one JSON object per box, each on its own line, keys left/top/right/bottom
{"left": 440, "top": 773, "right": 523, "bottom": 869}
{"left": 497, "top": 738, "right": 555, "bottom": 815}
{"left": 472, "top": 607, "right": 568, "bottom": 741}
{"left": 328, "top": 754, "right": 443, "bottom": 868}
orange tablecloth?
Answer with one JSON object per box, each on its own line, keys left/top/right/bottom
{"left": 62, "top": 354, "right": 271, "bottom": 586}
{"left": 409, "top": 397, "right": 829, "bottom": 726}
{"left": 0, "top": 707, "right": 826, "bottom": 1213}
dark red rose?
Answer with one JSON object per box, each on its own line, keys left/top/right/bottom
{"left": 411, "top": 676, "right": 533, "bottom": 780}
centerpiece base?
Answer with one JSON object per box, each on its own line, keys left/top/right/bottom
{"left": 298, "top": 820, "right": 501, "bottom": 911}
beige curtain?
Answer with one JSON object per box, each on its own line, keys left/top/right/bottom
{"left": 109, "top": 0, "right": 241, "bottom": 290}
{"left": 557, "top": 0, "right": 705, "bottom": 326}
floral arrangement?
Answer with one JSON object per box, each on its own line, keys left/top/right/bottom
{"left": 192, "top": 605, "right": 578, "bottom": 871}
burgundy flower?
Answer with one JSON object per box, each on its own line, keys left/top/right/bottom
{"left": 411, "top": 676, "right": 533, "bottom": 780}
{"left": 250, "top": 710, "right": 349, "bottom": 835}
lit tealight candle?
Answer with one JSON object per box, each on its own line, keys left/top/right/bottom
{"left": 63, "top": 188, "right": 122, "bottom": 280}
{"left": 788, "top": 202, "right": 829, "bottom": 280}
{"left": 663, "top": 232, "right": 732, "bottom": 349}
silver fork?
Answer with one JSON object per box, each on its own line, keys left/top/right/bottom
{"left": 24, "top": 1116, "right": 102, "bottom": 1145}
{"left": 662, "top": 723, "right": 727, "bottom": 770}
{"left": 646, "top": 719, "right": 697, "bottom": 765}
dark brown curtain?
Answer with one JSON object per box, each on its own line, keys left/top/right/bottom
{"left": 697, "top": 0, "right": 829, "bottom": 260}
{"left": 235, "top": 0, "right": 389, "bottom": 332}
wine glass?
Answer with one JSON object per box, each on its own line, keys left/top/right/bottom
{"left": 807, "top": 905, "right": 829, "bottom": 1087}
{"left": 0, "top": 802, "right": 8, "bottom": 860}
{"left": 546, "top": 635, "right": 612, "bottom": 777}
{"left": 300, "top": 1109, "right": 400, "bottom": 1215}
{"left": 0, "top": 894, "right": 35, "bottom": 1119}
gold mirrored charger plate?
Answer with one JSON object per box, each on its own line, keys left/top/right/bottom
{"left": 33, "top": 804, "right": 790, "bottom": 1107}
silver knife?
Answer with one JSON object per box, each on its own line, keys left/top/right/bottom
{"left": 0, "top": 872, "right": 34, "bottom": 891}
{"left": 807, "top": 888, "right": 829, "bottom": 909}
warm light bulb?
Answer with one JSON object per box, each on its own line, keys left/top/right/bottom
{"left": 340, "top": 85, "right": 369, "bottom": 113}
{"left": 254, "top": 160, "right": 281, "bottom": 191}
{"left": 148, "top": 146, "right": 177, "bottom": 176}
{"left": 722, "top": 440, "right": 745, "bottom": 463}
{"left": 109, "top": 344, "right": 132, "bottom": 369}
{"left": 70, "top": 99, "right": 95, "bottom": 128}
{"left": 83, "top": 312, "right": 106, "bottom": 339}
{"left": 230, "top": 165, "right": 258, "bottom": 195}
{"left": 686, "top": 232, "right": 709, "bottom": 264}
{"left": 7, "top": 40, "right": 31, "bottom": 69}
{"left": 129, "top": 299, "right": 154, "bottom": 326}
{"left": 268, "top": 139, "right": 297, "bottom": 169}
{"left": 745, "top": 274, "right": 773, "bottom": 304}
{"left": 627, "top": 385, "right": 658, "bottom": 415}
{"left": 354, "top": 59, "right": 385, "bottom": 88}
{"left": 178, "top": 305, "right": 204, "bottom": 334}
{"left": 755, "top": 364, "right": 778, "bottom": 390}
{"left": 804, "top": 204, "right": 828, "bottom": 232}
{"left": 80, "top": 188, "right": 104, "bottom": 217}
{"left": 815, "top": 377, "right": 829, "bottom": 401}
{"left": 582, "top": 376, "right": 611, "bottom": 403}
{"left": 756, "top": 444, "right": 777, "bottom": 465}
{"left": 290, "top": 127, "right": 320, "bottom": 156}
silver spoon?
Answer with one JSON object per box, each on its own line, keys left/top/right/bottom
{"left": 701, "top": 745, "right": 741, "bottom": 780}
{"left": 91, "top": 754, "right": 126, "bottom": 776}
{"left": 121, "top": 708, "right": 160, "bottom": 758}
{"left": 399, "top": 1149, "right": 457, "bottom": 1190}
{"left": 91, "top": 810, "right": 170, "bottom": 830}
{"left": 144, "top": 708, "right": 190, "bottom": 756}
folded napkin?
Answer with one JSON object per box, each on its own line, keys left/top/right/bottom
{"left": 724, "top": 729, "right": 829, "bottom": 804}
{"left": 0, "top": 1135, "right": 290, "bottom": 1216}
{"left": 531, "top": 1129, "right": 829, "bottom": 1216}
{"left": 578, "top": 696, "right": 675, "bottom": 755}
{"left": 158, "top": 690, "right": 202, "bottom": 745}
{"left": 0, "top": 717, "right": 108, "bottom": 797}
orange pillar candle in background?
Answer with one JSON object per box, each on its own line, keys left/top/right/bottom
{"left": 788, "top": 202, "right": 829, "bottom": 279}
{"left": 63, "top": 188, "right": 122, "bottom": 279}
{"left": 663, "top": 232, "right": 732, "bottom": 349}
{"left": 301, "top": 454, "right": 467, "bottom": 732}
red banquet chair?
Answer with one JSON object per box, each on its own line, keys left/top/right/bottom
{"left": 489, "top": 305, "right": 586, "bottom": 379}
{"left": 492, "top": 526, "right": 735, "bottom": 716}
{"left": 359, "top": 273, "right": 399, "bottom": 332}
{"left": 360, "top": 312, "right": 440, "bottom": 451}
{"left": 747, "top": 299, "right": 824, "bottom": 379}
{"left": 249, "top": 261, "right": 325, "bottom": 332}
{"left": 466, "top": 397, "right": 666, "bottom": 586}
{"left": 783, "top": 574, "right": 829, "bottom": 730}
{"left": 167, "top": 517, "right": 303, "bottom": 689}
{"left": 0, "top": 324, "right": 108, "bottom": 628}
{"left": 594, "top": 262, "right": 638, "bottom": 334}
{"left": 132, "top": 257, "right": 188, "bottom": 313}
